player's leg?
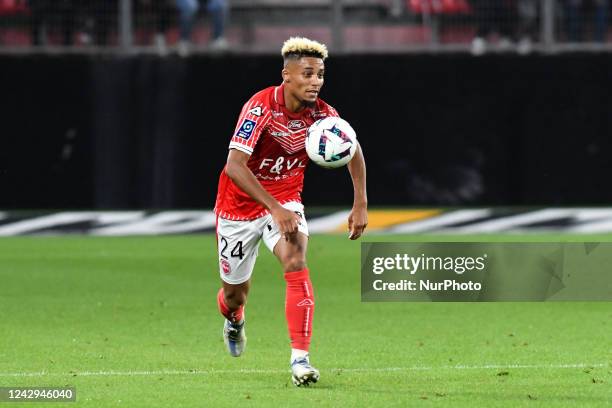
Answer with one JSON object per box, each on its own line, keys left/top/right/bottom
{"left": 218, "top": 280, "right": 249, "bottom": 357}
{"left": 273, "top": 232, "right": 312, "bottom": 355}
{"left": 275, "top": 232, "right": 319, "bottom": 386}
{"left": 217, "top": 280, "right": 249, "bottom": 324}
{"left": 262, "top": 202, "right": 318, "bottom": 386}
{"left": 216, "top": 217, "right": 262, "bottom": 357}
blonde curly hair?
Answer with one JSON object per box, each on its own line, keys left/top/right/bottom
{"left": 281, "top": 37, "right": 328, "bottom": 61}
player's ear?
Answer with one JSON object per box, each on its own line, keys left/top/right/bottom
{"left": 282, "top": 68, "right": 290, "bottom": 83}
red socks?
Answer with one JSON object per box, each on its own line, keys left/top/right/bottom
{"left": 284, "top": 268, "right": 315, "bottom": 351}
{"left": 217, "top": 288, "right": 244, "bottom": 324}
{"left": 217, "top": 269, "right": 315, "bottom": 351}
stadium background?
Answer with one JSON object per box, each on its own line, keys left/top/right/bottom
{"left": 2, "top": 1, "right": 612, "bottom": 210}
{"left": 2, "top": 53, "right": 612, "bottom": 210}
{"left": 1, "top": 1, "right": 611, "bottom": 407}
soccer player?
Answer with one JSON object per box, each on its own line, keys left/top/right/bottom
{"left": 214, "top": 37, "right": 368, "bottom": 386}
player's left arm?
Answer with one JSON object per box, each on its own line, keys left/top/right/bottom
{"left": 347, "top": 142, "right": 368, "bottom": 240}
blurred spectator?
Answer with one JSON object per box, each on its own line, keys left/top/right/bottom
{"left": 177, "top": 0, "right": 199, "bottom": 54}
{"left": 29, "top": 0, "right": 76, "bottom": 45}
{"left": 470, "top": 0, "right": 516, "bottom": 55}
{"left": 90, "top": 0, "right": 116, "bottom": 46}
{"left": 566, "top": 0, "right": 609, "bottom": 42}
{"left": 145, "top": 0, "right": 199, "bottom": 56}
{"left": 74, "top": 1, "right": 117, "bottom": 46}
{"left": 517, "top": 0, "right": 538, "bottom": 54}
{"left": 146, "top": 0, "right": 172, "bottom": 54}
{"left": 207, "top": 0, "right": 228, "bottom": 50}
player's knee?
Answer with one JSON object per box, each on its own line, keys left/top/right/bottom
{"left": 224, "top": 287, "right": 247, "bottom": 309}
{"left": 282, "top": 256, "right": 306, "bottom": 272}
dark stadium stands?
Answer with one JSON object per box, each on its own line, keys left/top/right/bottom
{"left": 0, "top": 0, "right": 610, "bottom": 49}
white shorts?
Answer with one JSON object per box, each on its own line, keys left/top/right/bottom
{"left": 216, "top": 202, "right": 309, "bottom": 285}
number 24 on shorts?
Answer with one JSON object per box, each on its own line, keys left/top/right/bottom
{"left": 219, "top": 237, "right": 245, "bottom": 260}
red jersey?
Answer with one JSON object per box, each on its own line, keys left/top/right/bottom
{"left": 215, "top": 84, "right": 339, "bottom": 220}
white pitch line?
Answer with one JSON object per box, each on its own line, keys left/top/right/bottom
{"left": 0, "top": 363, "right": 607, "bottom": 378}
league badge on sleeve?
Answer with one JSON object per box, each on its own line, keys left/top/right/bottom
{"left": 236, "top": 119, "right": 257, "bottom": 140}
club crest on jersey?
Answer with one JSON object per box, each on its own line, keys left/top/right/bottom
{"left": 236, "top": 119, "right": 256, "bottom": 140}
{"left": 287, "top": 120, "right": 306, "bottom": 130}
{"left": 221, "top": 259, "right": 231, "bottom": 275}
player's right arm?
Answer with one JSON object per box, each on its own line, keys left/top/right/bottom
{"left": 225, "top": 94, "right": 300, "bottom": 236}
{"left": 225, "top": 150, "right": 300, "bottom": 237}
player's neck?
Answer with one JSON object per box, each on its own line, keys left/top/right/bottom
{"left": 283, "top": 88, "right": 306, "bottom": 113}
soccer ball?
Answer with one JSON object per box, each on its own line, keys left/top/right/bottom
{"left": 305, "top": 117, "right": 358, "bottom": 169}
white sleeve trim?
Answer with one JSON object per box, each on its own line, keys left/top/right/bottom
{"left": 229, "top": 143, "right": 253, "bottom": 155}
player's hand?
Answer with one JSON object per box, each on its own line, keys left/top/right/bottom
{"left": 348, "top": 205, "right": 368, "bottom": 240}
{"left": 271, "top": 205, "right": 301, "bottom": 240}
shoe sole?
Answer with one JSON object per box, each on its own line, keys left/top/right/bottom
{"left": 292, "top": 371, "right": 319, "bottom": 387}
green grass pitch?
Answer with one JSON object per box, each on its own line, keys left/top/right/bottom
{"left": 0, "top": 234, "right": 610, "bottom": 407}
